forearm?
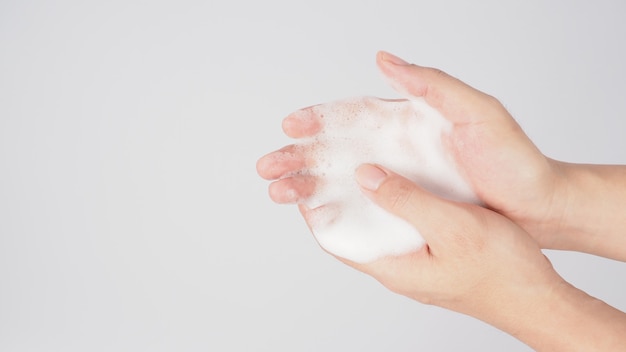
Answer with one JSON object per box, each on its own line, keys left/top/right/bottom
{"left": 550, "top": 162, "right": 626, "bottom": 260}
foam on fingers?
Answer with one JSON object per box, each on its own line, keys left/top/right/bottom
{"left": 282, "top": 107, "right": 323, "bottom": 138}
{"left": 269, "top": 176, "right": 317, "bottom": 204}
{"left": 289, "top": 97, "right": 479, "bottom": 263}
{"left": 256, "top": 146, "right": 310, "bottom": 181}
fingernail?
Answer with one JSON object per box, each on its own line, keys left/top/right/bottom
{"left": 380, "top": 51, "right": 410, "bottom": 66}
{"left": 355, "top": 164, "right": 388, "bottom": 191}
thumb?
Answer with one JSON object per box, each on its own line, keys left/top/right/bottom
{"left": 355, "top": 163, "right": 475, "bottom": 249}
{"left": 376, "top": 51, "right": 500, "bottom": 124}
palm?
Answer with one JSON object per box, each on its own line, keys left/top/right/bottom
{"left": 443, "top": 105, "right": 560, "bottom": 245}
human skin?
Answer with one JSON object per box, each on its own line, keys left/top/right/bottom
{"left": 259, "top": 51, "right": 626, "bottom": 261}
{"left": 349, "top": 164, "right": 626, "bottom": 351}
{"left": 373, "top": 52, "right": 626, "bottom": 261}
{"left": 256, "top": 51, "right": 626, "bottom": 349}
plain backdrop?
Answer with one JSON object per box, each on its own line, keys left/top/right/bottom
{"left": 1, "top": 1, "right": 625, "bottom": 351}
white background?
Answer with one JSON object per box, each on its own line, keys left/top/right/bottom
{"left": 1, "top": 1, "right": 625, "bottom": 351}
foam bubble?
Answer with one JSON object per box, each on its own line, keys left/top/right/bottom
{"left": 296, "top": 97, "right": 479, "bottom": 263}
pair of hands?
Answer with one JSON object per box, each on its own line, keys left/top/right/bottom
{"left": 257, "top": 52, "right": 626, "bottom": 350}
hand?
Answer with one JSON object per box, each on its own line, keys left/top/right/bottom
{"left": 347, "top": 164, "right": 626, "bottom": 352}
{"left": 375, "top": 52, "right": 568, "bottom": 250}
{"left": 347, "top": 164, "right": 560, "bottom": 316}
{"left": 378, "top": 52, "right": 626, "bottom": 260}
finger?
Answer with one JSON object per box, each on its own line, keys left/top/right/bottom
{"left": 282, "top": 106, "right": 323, "bottom": 139}
{"left": 376, "top": 51, "right": 504, "bottom": 124}
{"left": 268, "top": 176, "right": 316, "bottom": 204}
{"left": 354, "top": 163, "right": 478, "bottom": 249}
{"left": 256, "top": 145, "right": 309, "bottom": 180}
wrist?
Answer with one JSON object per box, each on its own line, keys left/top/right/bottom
{"left": 479, "top": 275, "right": 626, "bottom": 351}
{"left": 543, "top": 162, "right": 626, "bottom": 260}
{"left": 509, "top": 158, "right": 572, "bottom": 250}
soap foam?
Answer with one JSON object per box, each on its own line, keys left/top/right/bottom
{"left": 296, "top": 97, "right": 479, "bottom": 263}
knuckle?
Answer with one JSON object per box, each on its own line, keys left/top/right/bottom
{"left": 487, "top": 95, "right": 505, "bottom": 112}
{"left": 384, "top": 180, "right": 416, "bottom": 215}
{"left": 481, "top": 93, "right": 509, "bottom": 116}
{"left": 430, "top": 67, "right": 448, "bottom": 77}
